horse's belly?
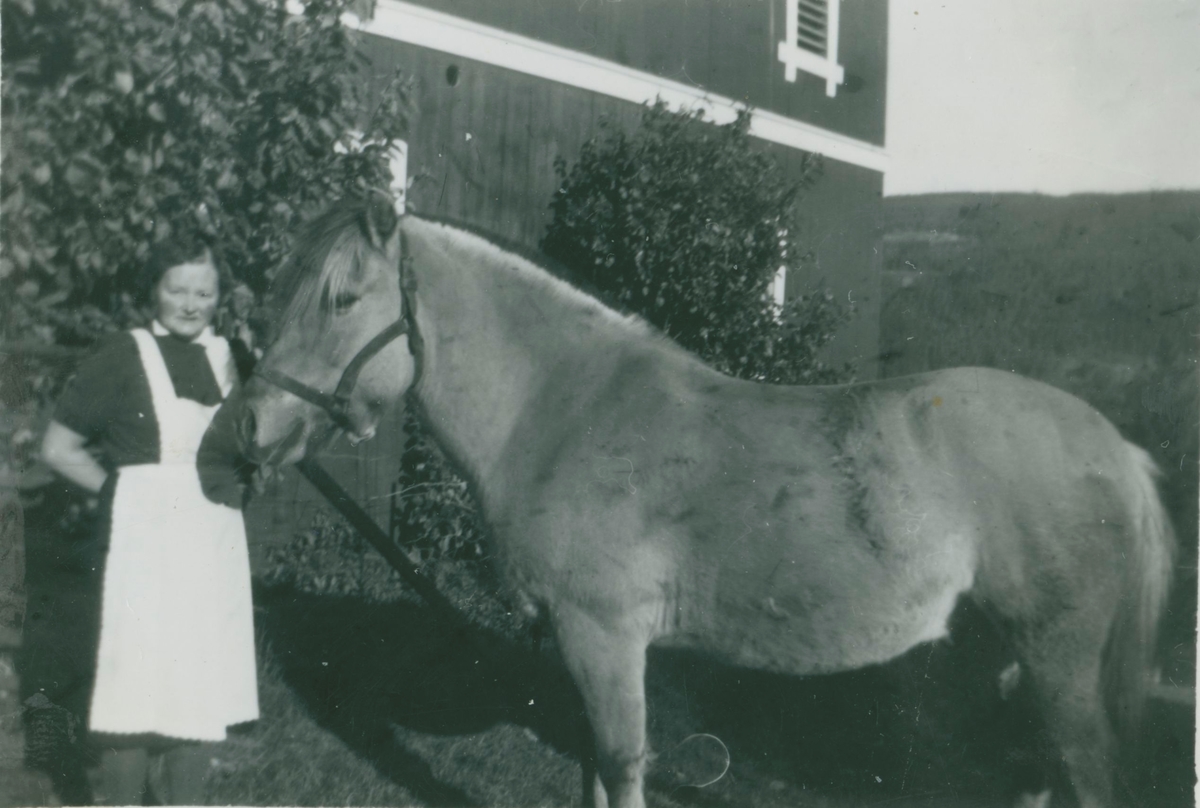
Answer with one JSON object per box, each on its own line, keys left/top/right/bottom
{"left": 662, "top": 533, "right": 976, "bottom": 676}
{"left": 664, "top": 586, "right": 966, "bottom": 676}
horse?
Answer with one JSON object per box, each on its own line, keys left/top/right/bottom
{"left": 236, "top": 198, "right": 1174, "bottom": 808}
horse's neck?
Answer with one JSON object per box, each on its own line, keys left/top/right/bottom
{"left": 406, "top": 223, "right": 639, "bottom": 491}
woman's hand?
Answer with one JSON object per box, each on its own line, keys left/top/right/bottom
{"left": 41, "top": 421, "right": 108, "bottom": 494}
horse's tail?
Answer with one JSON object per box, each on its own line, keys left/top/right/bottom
{"left": 1104, "top": 441, "right": 1175, "bottom": 741}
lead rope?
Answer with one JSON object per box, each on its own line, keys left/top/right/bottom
{"left": 296, "top": 457, "right": 461, "bottom": 621}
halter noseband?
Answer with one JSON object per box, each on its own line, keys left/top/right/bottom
{"left": 253, "top": 232, "right": 422, "bottom": 433}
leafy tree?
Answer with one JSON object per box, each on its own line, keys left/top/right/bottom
{"left": 542, "top": 101, "right": 852, "bottom": 385}
{"left": 1, "top": 0, "right": 409, "bottom": 348}
{"left": 1, "top": 0, "right": 407, "bottom": 493}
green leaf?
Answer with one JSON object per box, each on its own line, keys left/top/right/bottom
{"left": 64, "top": 164, "right": 89, "bottom": 189}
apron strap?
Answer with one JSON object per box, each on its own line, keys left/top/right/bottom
{"left": 130, "top": 329, "right": 175, "bottom": 460}
{"left": 195, "top": 329, "right": 236, "bottom": 398}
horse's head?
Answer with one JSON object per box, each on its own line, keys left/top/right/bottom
{"left": 237, "top": 197, "right": 418, "bottom": 466}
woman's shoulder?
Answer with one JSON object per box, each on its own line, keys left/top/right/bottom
{"left": 91, "top": 329, "right": 140, "bottom": 354}
{"left": 55, "top": 330, "right": 147, "bottom": 437}
{"left": 75, "top": 330, "right": 145, "bottom": 378}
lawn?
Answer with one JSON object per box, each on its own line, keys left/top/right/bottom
{"left": 14, "top": 502, "right": 1195, "bottom": 807}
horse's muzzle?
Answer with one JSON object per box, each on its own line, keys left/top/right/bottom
{"left": 236, "top": 392, "right": 311, "bottom": 467}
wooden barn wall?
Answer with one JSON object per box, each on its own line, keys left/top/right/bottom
{"left": 245, "top": 33, "right": 884, "bottom": 559}
{"left": 363, "top": 34, "right": 642, "bottom": 244}
{"left": 782, "top": 152, "right": 886, "bottom": 378}
{"left": 394, "top": 0, "right": 888, "bottom": 146}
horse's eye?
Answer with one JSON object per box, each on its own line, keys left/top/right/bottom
{"left": 331, "top": 292, "right": 358, "bottom": 313}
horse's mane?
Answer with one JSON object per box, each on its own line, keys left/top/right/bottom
{"left": 269, "top": 200, "right": 393, "bottom": 330}
{"left": 414, "top": 214, "right": 589, "bottom": 290}
{"left": 271, "top": 200, "right": 660, "bottom": 345}
{"left": 406, "top": 215, "right": 653, "bottom": 337}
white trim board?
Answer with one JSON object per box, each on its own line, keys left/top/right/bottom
{"left": 353, "top": 0, "right": 888, "bottom": 174}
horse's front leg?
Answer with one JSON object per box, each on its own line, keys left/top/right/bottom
{"left": 554, "top": 605, "right": 651, "bottom": 808}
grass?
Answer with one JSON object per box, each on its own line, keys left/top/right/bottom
{"left": 16, "top": 505, "right": 1196, "bottom": 807}
{"left": 207, "top": 645, "right": 420, "bottom": 807}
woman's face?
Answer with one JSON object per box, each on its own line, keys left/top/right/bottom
{"left": 155, "top": 256, "right": 220, "bottom": 340}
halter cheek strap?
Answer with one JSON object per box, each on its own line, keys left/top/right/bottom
{"left": 253, "top": 230, "right": 422, "bottom": 433}
{"left": 398, "top": 255, "right": 424, "bottom": 388}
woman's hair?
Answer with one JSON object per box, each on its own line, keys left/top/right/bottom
{"left": 137, "top": 233, "right": 220, "bottom": 304}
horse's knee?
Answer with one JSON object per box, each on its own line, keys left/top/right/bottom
{"left": 583, "top": 753, "right": 646, "bottom": 808}
{"left": 594, "top": 751, "right": 647, "bottom": 808}
{"left": 597, "top": 748, "right": 647, "bottom": 785}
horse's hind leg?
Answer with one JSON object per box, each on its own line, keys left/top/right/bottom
{"left": 1013, "top": 615, "right": 1116, "bottom": 808}
{"left": 553, "top": 606, "right": 650, "bottom": 808}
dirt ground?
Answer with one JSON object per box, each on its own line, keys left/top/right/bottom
{"left": 10, "top": 500, "right": 1196, "bottom": 808}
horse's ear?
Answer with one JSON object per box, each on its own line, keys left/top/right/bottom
{"left": 362, "top": 193, "right": 400, "bottom": 251}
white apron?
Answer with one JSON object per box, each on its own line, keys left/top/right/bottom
{"left": 89, "top": 328, "right": 259, "bottom": 742}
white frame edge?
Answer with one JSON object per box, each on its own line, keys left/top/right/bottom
{"left": 358, "top": 0, "right": 887, "bottom": 174}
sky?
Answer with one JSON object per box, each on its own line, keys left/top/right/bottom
{"left": 884, "top": 0, "right": 1200, "bottom": 196}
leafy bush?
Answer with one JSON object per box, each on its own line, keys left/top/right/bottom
{"left": 393, "top": 409, "right": 486, "bottom": 562}
{"left": 541, "top": 101, "right": 853, "bottom": 385}
{"left": 1, "top": 0, "right": 407, "bottom": 492}
{"left": 260, "top": 509, "right": 408, "bottom": 602}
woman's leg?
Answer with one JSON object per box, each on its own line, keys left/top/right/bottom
{"left": 95, "top": 746, "right": 148, "bottom": 805}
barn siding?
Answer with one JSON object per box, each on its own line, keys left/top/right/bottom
{"left": 390, "top": 0, "right": 888, "bottom": 146}
{"left": 362, "top": 33, "right": 883, "bottom": 332}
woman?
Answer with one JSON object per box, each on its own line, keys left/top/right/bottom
{"left": 41, "top": 238, "right": 259, "bottom": 805}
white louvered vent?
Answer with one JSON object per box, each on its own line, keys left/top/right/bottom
{"left": 777, "top": 0, "right": 845, "bottom": 97}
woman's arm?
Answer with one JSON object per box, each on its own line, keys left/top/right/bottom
{"left": 41, "top": 421, "right": 108, "bottom": 494}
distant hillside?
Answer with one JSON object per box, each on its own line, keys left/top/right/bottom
{"left": 879, "top": 190, "right": 1199, "bottom": 680}
{"left": 881, "top": 192, "right": 1198, "bottom": 374}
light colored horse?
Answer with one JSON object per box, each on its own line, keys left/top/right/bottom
{"left": 238, "top": 199, "right": 1174, "bottom": 808}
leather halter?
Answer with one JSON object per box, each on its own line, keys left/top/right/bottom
{"left": 253, "top": 232, "right": 422, "bottom": 433}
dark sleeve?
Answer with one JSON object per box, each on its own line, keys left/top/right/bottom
{"left": 197, "top": 388, "right": 256, "bottom": 510}
{"left": 229, "top": 337, "right": 257, "bottom": 382}
{"left": 54, "top": 333, "right": 137, "bottom": 440}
